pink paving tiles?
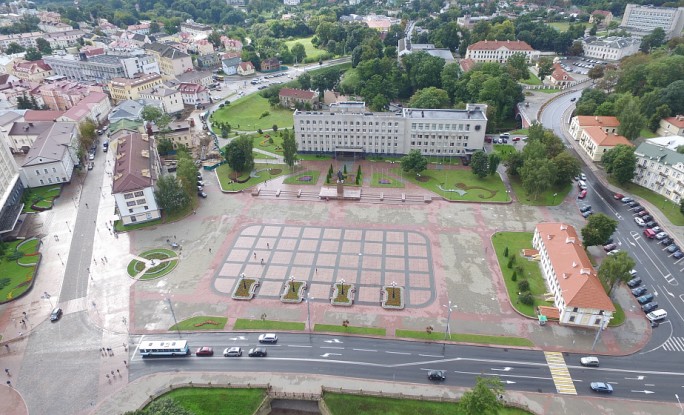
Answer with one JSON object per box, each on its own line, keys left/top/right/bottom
{"left": 213, "top": 225, "right": 435, "bottom": 307}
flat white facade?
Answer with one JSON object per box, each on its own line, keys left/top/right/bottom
{"left": 113, "top": 186, "right": 161, "bottom": 225}
{"left": 620, "top": 4, "right": 684, "bottom": 39}
{"left": 634, "top": 136, "right": 684, "bottom": 204}
{"left": 294, "top": 103, "right": 488, "bottom": 156}
{"left": 465, "top": 40, "right": 540, "bottom": 63}
{"left": 581, "top": 36, "right": 640, "bottom": 61}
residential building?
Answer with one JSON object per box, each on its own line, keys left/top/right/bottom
{"left": 279, "top": 88, "right": 318, "bottom": 108}
{"left": 11, "top": 60, "right": 53, "bottom": 82}
{"left": 150, "top": 121, "right": 195, "bottom": 149}
{"left": 45, "top": 30, "right": 86, "bottom": 50}
{"left": 237, "top": 61, "right": 255, "bottom": 76}
{"left": 108, "top": 99, "right": 162, "bottom": 123}
{"left": 178, "top": 82, "right": 210, "bottom": 106}
{"left": 589, "top": 10, "right": 614, "bottom": 26}
{"left": 578, "top": 126, "right": 632, "bottom": 161}
{"left": 38, "top": 81, "right": 104, "bottom": 111}
{"left": 43, "top": 54, "right": 127, "bottom": 83}
{"left": 569, "top": 115, "right": 620, "bottom": 141}
{"left": 221, "top": 36, "right": 243, "bottom": 52}
{"left": 0, "top": 32, "right": 42, "bottom": 51}
{"left": 0, "top": 121, "right": 22, "bottom": 235}
{"left": 0, "top": 79, "right": 38, "bottom": 107}
{"left": 142, "top": 43, "right": 193, "bottom": 79}
{"left": 397, "top": 40, "right": 455, "bottom": 63}
{"left": 0, "top": 55, "right": 21, "bottom": 74}
{"left": 196, "top": 53, "right": 220, "bottom": 70}
{"left": 108, "top": 73, "right": 163, "bottom": 103}
{"left": 111, "top": 130, "right": 161, "bottom": 226}
{"left": 57, "top": 92, "right": 112, "bottom": 125}
{"left": 24, "top": 110, "right": 65, "bottom": 123}
{"left": 363, "top": 14, "right": 398, "bottom": 33}
{"left": 581, "top": 36, "right": 640, "bottom": 61}
{"left": 261, "top": 57, "right": 281, "bottom": 72}
{"left": 138, "top": 85, "right": 183, "bottom": 114}
{"left": 465, "top": 40, "right": 540, "bottom": 63}
{"left": 38, "top": 11, "right": 62, "bottom": 24}
{"left": 533, "top": 223, "right": 615, "bottom": 328}
{"left": 190, "top": 39, "right": 214, "bottom": 55}
{"left": 620, "top": 4, "right": 684, "bottom": 39}
{"left": 548, "top": 63, "right": 574, "bottom": 87}
{"left": 180, "top": 20, "right": 213, "bottom": 37}
{"left": 120, "top": 55, "right": 160, "bottom": 79}
{"left": 294, "top": 102, "right": 488, "bottom": 156}
{"left": 222, "top": 55, "right": 241, "bottom": 75}
{"left": 456, "top": 14, "right": 496, "bottom": 29}
{"left": 284, "top": 0, "right": 300, "bottom": 5}
{"left": 19, "top": 122, "right": 79, "bottom": 187}
{"left": 38, "top": 21, "right": 73, "bottom": 33}
{"left": 128, "top": 23, "right": 151, "bottom": 35}
{"left": 634, "top": 136, "right": 684, "bottom": 204}
{"left": 657, "top": 115, "right": 684, "bottom": 137}
{"left": 175, "top": 70, "right": 212, "bottom": 87}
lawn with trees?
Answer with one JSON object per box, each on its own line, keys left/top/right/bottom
{"left": 210, "top": 94, "right": 294, "bottom": 132}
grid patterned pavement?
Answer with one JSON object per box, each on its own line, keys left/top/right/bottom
{"left": 214, "top": 225, "right": 436, "bottom": 307}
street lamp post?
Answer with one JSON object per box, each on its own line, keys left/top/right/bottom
{"left": 306, "top": 293, "right": 314, "bottom": 334}
{"left": 290, "top": 275, "right": 296, "bottom": 293}
{"left": 57, "top": 253, "right": 64, "bottom": 266}
{"left": 65, "top": 221, "right": 71, "bottom": 232}
{"left": 676, "top": 393, "right": 682, "bottom": 415}
{"left": 122, "top": 316, "right": 130, "bottom": 335}
{"left": 391, "top": 281, "right": 397, "bottom": 299}
{"left": 443, "top": 300, "right": 457, "bottom": 341}
{"left": 166, "top": 297, "right": 181, "bottom": 339}
{"left": 340, "top": 278, "right": 346, "bottom": 296}
{"left": 591, "top": 312, "right": 608, "bottom": 351}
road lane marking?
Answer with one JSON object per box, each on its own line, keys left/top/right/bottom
{"left": 544, "top": 352, "right": 577, "bottom": 395}
{"left": 288, "top": 345, "right": 312, "bottom": 348}
{"left": 352, "top": 348, "right": 377, "bottom": 352}
{"left": 320, "top": 346, "right": 344, "bottom": 350}
{"left": 452, "top": 370, "right": 554, "bottom": 382}
{"left": 386, "top": 351, "right": 411, "bottom": 355}
{"left": 419, "top": 354, "right": 444, "bottom": 358}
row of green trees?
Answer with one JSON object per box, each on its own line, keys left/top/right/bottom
{"left": 154, "top": 148, "right": 198, "bottom": 215}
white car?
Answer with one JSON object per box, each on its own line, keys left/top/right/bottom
{"left": 223, "top": 347, "right": 242, "bottom": 357}
{"left": 258, "top": 333, "right": 278, "bottom": 343}
{"left": 607, "top": 249, "right": 620, "bottom": 256}
{"left": 634, "top": 217, "right": 646, "bottom": 227}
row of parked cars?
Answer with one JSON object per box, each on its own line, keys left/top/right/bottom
{"left": 194, "top": 334, "right": 278, "bottom": 357}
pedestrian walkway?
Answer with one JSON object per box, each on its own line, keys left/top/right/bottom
{"left": 544, "top": 351, "right": 577, "bottom": 395}
{"left": 661, "top": 337, "right": 684, "bottom": 352}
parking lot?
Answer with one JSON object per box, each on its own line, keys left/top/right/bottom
{"left": 558, "top": 56, "right": 606, "bottom": 76}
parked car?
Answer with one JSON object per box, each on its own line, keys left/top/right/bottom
{"left": 50, "top": 307, "right": 63, "bottom": 321}
{"left": 637, "top": 210, "right": 650, "bottom": 217}
{"left": 579, "top": 205, "right": 592, "bottom": 213}
{"left": 582, "top": 211, "right": 593, "bottom": 218}
{"left": 427, "top": 370, "right": 446, "bottom": 381}
{"left": 580, "top": 356, "right": 600, "bottom": 367}
{"left": 632, "top": 286, "right": 647, "bottom": 297}
{"left": 258, "top": 333, "right": 278, "bottom": 343}
{"left": 673, "top": 251, "right": 684, "bottom": 259}
{"left": 578, "top": 189, "right": 587, "bottom": 199}
{"left": 655, "top": 232, "right": 668, "bottom": 240}
{"left": 603, "top": 243, "right": 617, "bottom": 252}
{"left": 607, "top": 249, "right": 620, "bottom": 256}
{"left": 248, "top": 347, "right": 267, "bottom": 357}
{"left": 650, "top": 226, "right": 662, "bottom": 233}
{"left": 642, "top": 303, "right": 659, "bottom": 313}
{"left": 196, "top": 346, "right": 214, "bottom": 356}
{"left": 646, "top": 221, "right": 658, "bottom": 228}
{"left": 642, "top": 215, "right": 653, "bottom": 222}
{"left": 604, "top": 237, "right": 614, "bottom": 245}
{"left": 197, "top": 180, "right": 205, "bottom": 187}
{"left": 633, "top": 206, "right": 645, "bottom": 213}
{"left": 580, "top": 173, "right": 587, "bottom": 181}
{"left": 667, "top": 244, "right": 680, "bottom": 253}
{"left": 660, "top": 237, "right": 674, "bottom": 246}
{"left": 634, "top": 217, "right": 646, "bottom": 227}
{"left": 627, "top": 277, "right": 642, "bottom": 288}
{"left": 590, "top": 382, "right": 613, "bottom": 393}
{"left": 223, "top": 347, "right": 242, "bottom": 357}
{"left": 512, "top": 137, "right": 521, "bottom": 141}
{"left": 621, "top": 197, "right": 634, "bottom": 203}
{"left": 637, "top": 293, "right": 655, "bottom": 304}
{"left": 614, "top": 193, "right": 624, "bottom": 200}
{"left": 198, "top": 191, "right": 207, "bottom": 198}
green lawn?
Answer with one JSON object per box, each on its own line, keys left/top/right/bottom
{"left": 508, "top": 176, "right": 572, "bottom": 206}
{"left": 210, "top": 94, "right": 294, "bottom": 132}
{"left": 315, "top": 324, "right": 386, "bottom": 336}
{"left": 639, "top": 128, "right": 657, "bottom": 139}
{"left": 394, "top": 167, "right": 511, "bottom": 202}
{"left": 216, "top": 163, "right": 288, "bottom": 192}
{"left": 425, "top": 156, "right": 461, "bottom": 165}
{"left": 22, "top": 185, "right": 61, "bottom": 212}
{"left": 148, "top": 388, "right": 265, "bottom": 415}
{"left": 324, "top": 393, "right": 533, "bottom": 415}
{"left": 608, "top": 177, "right": 684, "bottom": 226}
{"left": 536, "top": 88, "right": 562, "bottom": 94}
{"left": 0, "top": 239, "right": 40, "bottom": 302}
{"left": 252, "top": 131, "right": 285, "bottom": 153}
{"left": 169, "top": 316, "right": 228, "bottom": 331}
{"left": 370, "top": 172, "right": 405, "bottom": 188}
{"left": 253, "top": 151, "right": 276, "bottom": 160}
{"left": 284, "top": 36, "right": 327, "bottom": 60}
{"left": 395, "top": 329, "right": 534, "bottom": 347}
{"left": 509, "top": 129, "right": 529, "bottom": 136}
{"left": 548, "top": 21, "right": 571, "bottom": 32}
{"left": 493, "top": 144, "right": 517, "bottom": 161}
{"left": 491, "top": 232, "right": 549, "bottom": 318}
{"left": 233, "top": 318, "right": 305, "bottom": 331}
{"left": 283, "top": 170, "right": 321, "bottom": 185}
{"left": 298, "top": 153, "right": 333, "bottom": 161}
{"left": 520, "top": 71, "right": 542, "bottom": 85}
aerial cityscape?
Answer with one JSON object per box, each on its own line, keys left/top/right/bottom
{"left": 0, "top": 0, "right": 683, "bottom": 414}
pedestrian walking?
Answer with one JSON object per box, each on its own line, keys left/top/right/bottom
{"left": 124, "top": 360, "right": 127, "bottom": 366}
{"left": 111, "top": 370, "right": 114, "bottom": 376}
{"left": 174, "top": 235, "right": 176, "bottom": 239}
{"left": 4, "top": 368, "right": 9, "bottom": 375}
{"left": 209, "top": 248, "right": 212, "bottom": 253}
{"left": 4, "top": 344, "right": 9, "bottom": 351}
{"left": 117, "top": 369, "right": 120, "bottom": 376}
{"left": 6, "top": 380, "right": 10, "bottom": 386}
{"left": 316, "top": 268, "right": 318, "bottom": 274}
{"left": 85, "top": 203, "right": 89, "bottom": 208}
{"left": 267, "top": 243, "right": 270, "bottom": 249}
{"left": 254, "top": 252, "right": 257, "bottom": 259}
{"left": 260, "top": 258, "right": 264, "bottom": 265}
{"left": 22, "top": 311, "right": 26, "bottom": 317}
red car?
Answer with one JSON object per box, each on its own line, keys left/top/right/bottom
{"left": 196, "top": 346, "right": 214, "bottom": 356}
{"left": 614, "top": 193, "right": 624, "bottom": 200}
{"left": 512, "top": 137, "right": 521, "bottom": 141}
{"left": 578, "top": 189, "right": 587, "bottom": 199}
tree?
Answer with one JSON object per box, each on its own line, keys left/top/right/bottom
{"left": 224, "top": 135, "right": 254, "bottom": 174}
{"left": 154, "top": 176, "right": 190, "bottom": 214}
{"left": 552, "top": 151, "right": 581, "bottom": 186}
{"left": 520, "top": 158, "right": 554, "bottom": 200}
{"left": 459, "top": 376, "right": 504, "bottom": 415}
{"left": 537, "top": 57, "right": 554, "bottom": 81}
{"left": 291, "top": 43, "right": 307, "bottom": 63}
{"left": 78, "top": 119, "right": 97, "bottom": 161}
{"left": 35, "top": 38, "right": 52, "bottom": 55}
{"left": 649, "top": 104, "right": 671, "bottom": 132}
{"left": 281, "top": 129, "right": 298, "bottom": 170}
{"left": 470, "top": 151, "right": 489, "bottom": 179}
{"left": 587, "top": 65, "right": 605, "bottom": 80}
{"left": 400, "top": 150, "right": 428, "bottom": 175}
{"left": 157, "top": 138, "right": 174, "bottom": 155}
{"left": 176, "top": 151, "right": 198, "bottom": 198}
{"left": 408, "top": 87, "right": 450, "bottom": 109}
{"left": 601, "top": 145, "right": 636, "bottom": 184}
{"left": 617, "top": 98, "right": 646, "bottom": 140}
{"left": 640, "top": 27, "right": 666, "bottom": 53}
{"left": 298, "top": 72, "right": 311, "bottom": 90}
{"left": 581, "top": 213, "right": 618, "bottom": 247}
{"left": 441, "top": 63, "right": 462, "bottom": 103}
{"left": 488, "top": 153, "right": 500, "bottom": 176}
{"left": 5, "top": 42, "right": 24, "bottom": 54}
{"left": 207, "top": 31, "right": 223, "bottom": 49}
{"left": 506, "top": 53, "right": 529, "bottom": 81}
{"left": 24, "top": 47, "right": 42, "bottom": 61}
{"left": 149, "top": 21, "right": 160, "bottom": 34}
{"left": 567, "top": 41, "right": 583, "bottom": 56}
{"left": 598, "top": 251, "right": 636, "bottom": 295}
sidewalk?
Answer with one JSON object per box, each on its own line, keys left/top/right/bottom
{"left": 90, "top": 372, "right": 682, "bottom": 415}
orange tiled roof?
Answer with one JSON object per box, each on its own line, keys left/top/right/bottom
{"left": 574, "top": 115, "right": 620, "bottom": 128}
{"left": 467, "top": 39, "right": 534, "bottom": 51}
{"left": 536, "top": 223, "right": 615, "bottom": 312}
{"left": 583, "top": 126, "right": 632, "bottom": 147}
{"left": 664, "top": 116, "right": 684, "bottom": 129}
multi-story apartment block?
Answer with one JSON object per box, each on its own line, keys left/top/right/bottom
{"left": 0, "top": 32, "right": 42, "bottom": 51}
{"left": 178, "top": 82, "right": 210, "bottom": 105}
{"left": 279, "top": 88, "right": 317, "bottom": 108}
{"left": 634, "top": 136, "right": 684, "bottom": 204}
{"left": 127, "top": 22, "right": 151, "bottom": 35}
{"left": 45, "top": 30, "right": 86, "bottom": 50}
{"left": 150, "top": 121, "right": 195, "bottom": 149}
{"left": 38, "top": 81, "right": 104, "bottom": 111}
{"left": 533, "top": 223, "right": 615, "bottom": 328}
{"left": 11, "top": 60, "right": 53, "bottom": 82}
{"left": 180, "top": 20, "right": 213, "bottom": 37}
{"left": 38, "top": 22, "right": 73, "bottom": 33}
{"left": 577, "top": 126, "right": 632, "bottom": 162}
{"left": 108, "top": 73, "right": 163, "bottom": 102}
{"left": 294, "top": 102, "right": 488, "bottom": 157}
{"left": 138, "top": 85, "right": 183, "bottom": 114}
{"left": 111, "top": 130, "right": 161, "bottom": 226}
{"left": 196, "top": 53, "right": 220, "bottom": 70}
{"left": 620, "top": 4, "right": 684, "bottom": 39}
{"left": 221, "top": 36, "right": 243, "bottom": 52}
{"left": 581, "top": 36, "right": 640, "bottom": 61}
{"left": 19, "top": 122, "right": 79, "bottom": 188}
{"left": 142, "top": 43, "right": 192, "bottom": 79}
{"left": 44, "top": 54, "right": 126, "bottom": 83}
{"left": 57, "top": 92, "right": 112, "bottom": 125}
{"left": 465, "top": 40, "right": 540, "bottom": 63}
{"left": 0, "top": 113, "right": 23, "bottom": 235}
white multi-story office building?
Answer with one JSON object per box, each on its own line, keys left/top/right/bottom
{"left": 634, "top": 136, "right": 684, "bottom": 204}
{"left": 465, "top": 40, "right": 540, "bottom": 63}
{"left": 620, "top": 4, "right": 684, "bottom": 39}
{"left": 581, "top": 36, "right": 641, "bottom": 61}
{"left": 0, "top": 116, "right": 22, "bottom": 235}
{"left": 294, "top": 102, "right": 488, "bottom": 157}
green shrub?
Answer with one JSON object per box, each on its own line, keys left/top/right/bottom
{"left": 511, "top": 271, "right": 517, "bottom": 281}
{"left": 503, "top": 246, "right": 509, "bottom": 257}
{"left": 518, "top": 292, "right": 534, "bottom": 305}
{"left": 518, "top": 280, "right": 530, "bottom": 291}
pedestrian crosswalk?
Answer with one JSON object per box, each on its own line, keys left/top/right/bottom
{"left": 661, "top": 337, "right": 684, "bottom": 352}
{"left": 544, "top": 351, "right": 577, "bottom": 395}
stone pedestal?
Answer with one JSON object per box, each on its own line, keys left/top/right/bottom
{"left": 337, "top": 180, "right": 344, "bottom": 196}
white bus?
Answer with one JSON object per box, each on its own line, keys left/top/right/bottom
{"left": 139, "top": 340, "right": 190, "bottom": 357}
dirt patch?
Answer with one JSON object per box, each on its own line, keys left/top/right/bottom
{"left": 416, "top": 176, "right": 430, "bottom": 183}
{"left": 270, "top": 168, "right": 282, "bottom": 175}
{"left": 455, "top": 183, "right": 497, "bottom": 199}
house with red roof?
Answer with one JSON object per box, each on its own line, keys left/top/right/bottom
{"left": 465, "top": 39, "right": 540, "bottom": 63}
{"left": 569, "top": 115, "right": 620, "bottom": 141}
{"left": 533, "top": 223, "right": 615, "bottom": 327}
{"left": 11, "top": 60, "right": 54, "bottom": 82}
{"left": 178, "top": 82, "right": 210, "bottom": 105}
{"left": 657, "top": 115, "right": 684, "bottom": 137}
{"left": 548, "top": 63, "right": 574, "bottom": 87}
{"left": 237, "top": 61, "right": 255, "bottom": 76}
{"left": 578, "top": 126, "right": 632, "bottom": 161}
{"left": 279, "top": 88, "right": 318, "bottom": 108}
{"left": 589, "top": 10, "right": 613, "bottom": 26}
{"left": 260, "top": 57, "right": 281, "bottom": 72}
{"left": 57, "top": 92, "right": 112, "bottom": 125}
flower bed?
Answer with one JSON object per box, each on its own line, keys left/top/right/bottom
{"left": 381, "top": 286, "right": 404, "bottom": 309}
{"left": 232, "top": 277, "right": 259, "bottom": 300}
{"left": 280, "top": 280, "right": 306, "bottom": 303}
{"left": 331, "top": 283, "right": 354, "bottom": 306}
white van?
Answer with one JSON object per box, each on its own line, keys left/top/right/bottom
{"left": 647, "top": 309, "right": 667, "bottom": 321}
{"left": 578, "top": 180, "right": 587, "bottom": 190}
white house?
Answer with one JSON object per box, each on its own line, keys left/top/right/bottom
{"left": 569, "top": 115, "right": 620, "bottom": 141}
{"left": 634, "top": 135, "right": 684, "bottom": 204}
{"left": 465, "top": 39, "right": 540, "bottom": 63}
{"left": 581, "top": 36, "right": 640, "bottom": 61}
{"left": 138, "top": 86, "right": 184, "bottom": 114}
{"left": 20, "top": 122, "right": 79, "bottom": 187}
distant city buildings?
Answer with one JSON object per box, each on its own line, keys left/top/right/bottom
{"left": 620, "top": 4, "right": 684, "bottom": 39}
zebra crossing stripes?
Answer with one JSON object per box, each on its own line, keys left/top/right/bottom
{"left": 544, "top": 351, "right": 577, "bottom": 395}
{"left": 662, "top": 337, "right": 684, "bottom": 352}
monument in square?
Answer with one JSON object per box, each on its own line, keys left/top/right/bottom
{"left": 319, "top": 167, "right": 361, "bottom": 200}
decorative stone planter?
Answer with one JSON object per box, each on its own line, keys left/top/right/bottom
{"left": 280, "top": 281, "right": 307, "bottom": 303}
{"left": 381, "top": 285, "right": 404, "bottom": 310}
{"left": 331, "top": 283, "right": 355, "bottom": 306}
{"left": 232, "top": 276, "right": 259, "bottom": 300}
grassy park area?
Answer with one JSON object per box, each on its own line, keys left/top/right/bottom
{"left": 395, "top": 167, "right": 511, "bottom": 202}
{"left": 284, "top": 36, "right": 328, "bottom": 60}
{"left": 0, "top": 238, "right": 40, "bottom": 302}
{"left": 520, "top": 71, "right": 542, "bottom": 85}
{"left": 370, "top": 172, "right": 405, "bottom": 188}
{"left": 216, "top": 163, "right": 287, "bottom": 192}
{"left": 169, "top": 316, "right": 228, "bottom": 331}
{"left": 22, "top": 185, "right": 61, "bottom": 212}
{"left": 144, "top": 388, "right": 265, "bottom": 415}
{"left": 548, "top": 21, "right": 570, "bottom": 31}
{"left": 283, "top": 170, "right": 321, "bottom": 185}
{"left": 509, "top": 176, "right": 573, "bottom": 206}
{"left": 210, "top": 94, "right": 294, "bottom": 132}
{"left": 233, "top": 318, "right": 305, "bottom": 330}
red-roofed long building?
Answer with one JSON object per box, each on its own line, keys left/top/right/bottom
{"left": 578, "top": 126, "right": 632, "bottom": 161}
{"left": 569, "top": 115, "right": 620, "bottom": 141}
{"left": 533, "top": 223, "right": 615, "bottom": 327}
{"left": 111, "top": 130, "right": 161, "bottom": 226}
{"left": 465, "top": 40, "right": 540, "bottom": 63}
{"left": 279, "top": 88, "right": 318, "bottom": 108}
